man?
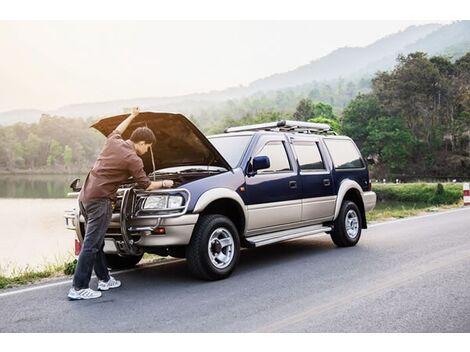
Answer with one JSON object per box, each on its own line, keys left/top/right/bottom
{"left": 68, "top": 107, "right": 174, "bottom": 300}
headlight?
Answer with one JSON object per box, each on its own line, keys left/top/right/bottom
{"left": 143, "top": 195, "right": 167, "bottom": 209}
{"left": 143, "top": 195, "right": 184, "bottom": 209}
{"left": 168, "top": 195, "right": 183, "bottom": 208}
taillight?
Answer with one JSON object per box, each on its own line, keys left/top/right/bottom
{"left": 368, "top": 180, "right": 372, "bottom": 192}
{"left": 74, "top": 239, "right": 81, "bottom": 256}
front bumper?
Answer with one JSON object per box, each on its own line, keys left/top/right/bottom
{"left": 64, "top": 187, "right": 197, "bottom": 255}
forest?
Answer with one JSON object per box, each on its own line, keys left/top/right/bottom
{"left": 0, "top": 51, "right": 469, "bottom": 179}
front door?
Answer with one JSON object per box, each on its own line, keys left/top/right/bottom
{"left": 244, "top": 136, "right": 301, "bottom": 234}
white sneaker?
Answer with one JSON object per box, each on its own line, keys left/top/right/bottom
{"left": 68, "top": 287, "right": 102, "bottom": 300}
{"left": 97, "top": 276, "right": 121, "bottom": 291}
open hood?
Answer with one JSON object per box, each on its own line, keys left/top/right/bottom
{"left": 91, "top": 112, "right": 231, "bottom": 172}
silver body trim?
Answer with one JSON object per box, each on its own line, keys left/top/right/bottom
{"left": 301, "top": 195, "right": 336, "bottom": 222}
{"left": 247, "top": 199, "right": 301, "bottom": 231}
{"left": 246, "top": 224, "right": 332, "bottom": 247}
{"left": 363, "top": 191, "right": 377, "bottom": 212}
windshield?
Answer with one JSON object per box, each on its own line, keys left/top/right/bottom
{"left": 208, "top": 135, "right": 252, "bottom": 168}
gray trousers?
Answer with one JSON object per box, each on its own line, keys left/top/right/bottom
{"left": 72, "top": 199, "right": 112, "bottom": 290}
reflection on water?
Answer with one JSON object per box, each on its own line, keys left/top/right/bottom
{"left": 0, "top": 174, "right": 87, "bottom": 198}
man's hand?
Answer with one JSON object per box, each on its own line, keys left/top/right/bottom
{"left": 115, "top": 107, "right": 141, "bottom": 135}
{"left": 146, "top": 179, "right": 174, "bottom": 191}
{"left": 131, "top": 107, "right": 140, "bottom": 115}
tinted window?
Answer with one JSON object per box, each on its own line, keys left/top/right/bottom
{"left": 324, "top": 139, "right": 364, "bottom": 169}
{"left": 208, "top": 135, "right": 252, "bottom": 168}
{"left": 292, "top": 143, "right": 325, "bottom": 170}
{"left": 256, "top": 142, "right": 292, "bottom": 173}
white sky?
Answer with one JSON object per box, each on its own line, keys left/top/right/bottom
{"left": 0, "top": 0, "right": 460, "bottom": 113}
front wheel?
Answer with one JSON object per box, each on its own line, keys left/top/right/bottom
{"left": 105, "top": 253, "right": 143, "bottom": 269}
{"left": 330, "top": 201, "right": 362, "bottom": 247}
{"left": 186, "top": 215, "right": 240, "bottom": 281}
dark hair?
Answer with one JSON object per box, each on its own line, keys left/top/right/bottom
{"left": 130, "top": 127, "right": 156, "bottom": 144}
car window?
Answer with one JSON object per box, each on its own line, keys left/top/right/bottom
{"left": 324, "top": 139, "right": 364, "bottom": 169}
{"left": 255, "top": 142, "right": 292, "bottom": 173}
{"left": 292, "top": 143, "right": 325, "bottom": 170}
{"left": 208, "top": 135, "right": 252, "bottom": 168}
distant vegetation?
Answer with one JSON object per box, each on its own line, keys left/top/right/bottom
{"left": 0, "top": 51, "right": 469, "bottom": 180}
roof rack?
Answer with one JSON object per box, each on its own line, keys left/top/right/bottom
{"left": 224, "top": 120, "right": 331, "bottom": 134}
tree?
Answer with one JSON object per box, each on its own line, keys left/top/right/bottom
{"left": 63, "top": 145, "right": 73, "bottom": 169}
{"left": 47, "top": 139, "right": 64, "bottom": 167}
{"left": 293, "top": 98, "right": 314, "bottom": 121}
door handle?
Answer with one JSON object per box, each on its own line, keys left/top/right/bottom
{"left": 323, "top": 179, "right": 331, "bottom": 187}
{"left": 289, "top": 181, "right": 297, "bottom": 189}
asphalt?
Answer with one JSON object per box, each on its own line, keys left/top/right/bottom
{"left": 1, "top": 207, "right": 470, "bottom": 332}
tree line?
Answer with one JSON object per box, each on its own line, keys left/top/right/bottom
{"left": 0, "top": 51, "right": 468, "bottom": 179}
{"left": 342, "top": 52, "right": 470, "bottom": 178}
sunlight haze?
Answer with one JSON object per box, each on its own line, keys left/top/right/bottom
{"left": 0, "top": 20, "right": 449, "bottom": 112}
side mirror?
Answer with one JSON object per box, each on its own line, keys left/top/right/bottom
{"left": 253, "top": 156, "right": 270, "bottom": 172}
{"left": 70, "top": 178, "right": 81, "bottom": 192}
{"left": 247, "top": 156, "right": 270, "bottom": 176}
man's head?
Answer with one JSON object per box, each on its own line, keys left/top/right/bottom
{"left": 130, "top": 127, "right": 156, "bottom": 156}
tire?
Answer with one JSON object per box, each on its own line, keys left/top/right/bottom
{"left": 330, "top": 200, "right": 362, "bottom": 247}
{"left": 186, "top": 214, "right": 240, "bottom": 281}
{"left": 105, "top": 253, "right": 143, "bottom": 269}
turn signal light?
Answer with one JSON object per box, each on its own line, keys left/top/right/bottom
{"left": 153, "top": 227, "right": 166, "bottom": 235}
{"left": 74, "top": 239, "right": 81, "bottom": 256}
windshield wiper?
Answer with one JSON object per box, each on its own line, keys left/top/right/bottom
{"left": 178, "top": 168, "right": 225, "bottom": 174}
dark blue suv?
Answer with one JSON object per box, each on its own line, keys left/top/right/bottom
{"left": 65, "top": 112, "right": 376, "bottom": 280}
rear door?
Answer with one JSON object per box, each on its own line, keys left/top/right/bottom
{"left": 291, "top": 137, "right": 336, "bottom": 222}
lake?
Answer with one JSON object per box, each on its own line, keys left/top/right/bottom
{"left": 0, "top": 175, "right": 86, "bottom": 276}
{"left": 0, "top": 174, "right": 87, "bottom": 198}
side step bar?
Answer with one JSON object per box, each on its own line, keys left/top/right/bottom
{"left": 244, "top": 224, "right": 332, "bottom": 248}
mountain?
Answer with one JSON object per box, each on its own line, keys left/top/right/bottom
{"left": 1, "top": 21, "right": 470, "bottom": 125}
{"left": 248, "top": 23, "right": 442, "bottom": 91}
{"left": 0, "top": 109, "right": 44, "bottom": 126}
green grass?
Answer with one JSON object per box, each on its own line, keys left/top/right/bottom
{"left": 0, "top": 262, "right": 69, "bottom": 289}
{"left": 369, "top": 182, "right": 464, "bottom": 221}
{"left": 368, "top": 200, "right": 462, "bottom": 222}
{"left": 373, "top": 182, "right": 463, "bottom": 205}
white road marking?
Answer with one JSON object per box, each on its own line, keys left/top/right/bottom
{"left": 0, "top": 258, "right": 184, "bottom": 298}
{"left": 1, "top": 207, "right": 469, "bottom": 298}
{"left": 368, "top": 206, "right": 470, "bottom": 228}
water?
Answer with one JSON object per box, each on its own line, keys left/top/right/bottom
{"left": 0, "top": 175, "right": 85, "bottom": 276}
{"left": 0, "top": 174, "right": 87, "bottom": 198}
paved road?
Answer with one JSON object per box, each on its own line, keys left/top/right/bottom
{"left": 1, "top": 207, "right": 470, "bottom": 332}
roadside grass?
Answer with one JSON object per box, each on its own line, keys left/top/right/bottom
{"left": 0, "top": 262, "right": 68, "bottom": 289}
{"left": 0, "top": 254, "right": 166, "bottom": 290}
{"left": 369, "top": 183, "right": 464, "bottom": 222}
{"left": 0, "top": 182, "right": 466, "bottom": 289}
{"left": 368, "top": 200, "right": 463, "bottom": 222}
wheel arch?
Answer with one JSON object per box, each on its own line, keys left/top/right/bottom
{"left": 334, "top": 180, "right": 367, "bottom": 229}
{"left": 193, "top": 188, "right": 247, "bottom": 236}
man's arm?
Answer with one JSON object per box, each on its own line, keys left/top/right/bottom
{"left": 146, "top": 179, "right": 174, "bottom": 191}
{"left": 115, "top": 107, "right": 140, "bottom": 135}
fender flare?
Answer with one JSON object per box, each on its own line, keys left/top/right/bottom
{"left": 334, "top": 180, "right": 364, "bottom": 220}
{"left": 193, "top": 188, "right": 248, "bottom": 234}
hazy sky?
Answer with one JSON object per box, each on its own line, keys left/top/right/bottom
{"left": 0, "top": 20, "right": 449, "bottom": 112}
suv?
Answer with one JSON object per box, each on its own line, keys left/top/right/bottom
{"left": 65, "top": 112, "right": 376, "bottom": 280}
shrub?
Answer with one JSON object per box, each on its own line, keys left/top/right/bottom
{"left": 63, "top": 259, "right": 77, "bottom": 276}
{"left": 375, "top": 183, "right": 461, "bottom": 205}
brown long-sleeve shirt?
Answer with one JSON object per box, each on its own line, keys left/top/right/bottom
{"left": 79, "top": 130, "right": 151, "bottom": 203}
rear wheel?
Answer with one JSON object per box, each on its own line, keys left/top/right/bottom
{"left": 330, "top": 200, "right": 362, "bottom": 247}
{"left": 186, "top": 214, "right": 240, "bottom": 281}
{"left": 105, "top": 253, "right": 143, "bottom": 269}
